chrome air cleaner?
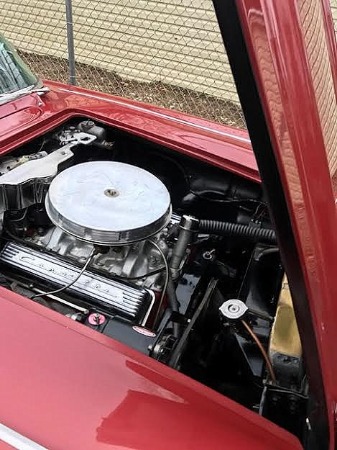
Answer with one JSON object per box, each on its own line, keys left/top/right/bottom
{"left": 45, "top": 161, "right": 171, "bottom": 245}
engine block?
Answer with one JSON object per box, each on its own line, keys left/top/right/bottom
{"left": 28, "top": 226, "right": 170, "bottom": 290}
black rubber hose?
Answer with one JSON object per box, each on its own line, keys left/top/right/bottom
{"left": 166, "top": 276, "right": 180, "bottom": 338}
{"left": 199, "top": 220, "right": 277, "bottom": 244}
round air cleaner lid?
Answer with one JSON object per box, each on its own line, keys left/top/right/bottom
{"left": 45, "top": 161, "right": 171, "bottom": 245}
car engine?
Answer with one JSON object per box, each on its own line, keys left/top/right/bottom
{"left": 0, "top": 119, "right": 307, "bottom": 439}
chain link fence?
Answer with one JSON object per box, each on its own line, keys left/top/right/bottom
{"left": 1, "top": 1, "right": 337, "bottom": 128}
{"left": 1, "top": 0, "right": 246, "bottom": 127}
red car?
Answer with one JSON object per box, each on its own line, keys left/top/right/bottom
{"left": 0, "top": 0, "right": 335, "bottom": 449}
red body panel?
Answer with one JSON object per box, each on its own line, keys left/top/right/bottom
{"left": 0, "top": 443, "right": 14, "bottom": 450}
{"left": 237, "top": 0, "right": 337, "bottom": 446}
{"left": 0, "top": 288, "right": 301, "bottom": 450}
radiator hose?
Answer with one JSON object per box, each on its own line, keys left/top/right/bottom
{"left": 198, "top": 220, "right": 277, "bottom": 244}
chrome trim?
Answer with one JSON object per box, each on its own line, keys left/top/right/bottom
{"left": 0, "top": 423, "right": 47, "bottom": 450}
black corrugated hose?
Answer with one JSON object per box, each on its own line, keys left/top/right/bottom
{"left": 199, "top": 220, "right": 277, "bottom": 244}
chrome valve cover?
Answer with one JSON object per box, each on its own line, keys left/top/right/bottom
{"left": 0, "top": 242, "right": 155, "bottom": 324}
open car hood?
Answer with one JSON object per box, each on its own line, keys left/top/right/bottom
{"left": 213, "top": 0, "right": 337, "bottom": 446}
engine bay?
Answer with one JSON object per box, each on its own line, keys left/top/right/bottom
{"left": 0, "top": 119, "right": 307, "bottom": 439}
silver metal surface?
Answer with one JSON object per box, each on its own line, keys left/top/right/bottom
{"left": 219, "top": 299, "right": 248, "bottom": 320}
{"left": 170, "top": 212, "right": 181, "bottom": 225}
{"left": 45, "top": 161, "right": 171, "bottom": 245}
{"left": 0, "top": 422, "right": 47, "bottom": 450}
{"left": 28, "top": 220, "right": 171, "bottom": 291}
{"left": 170, "top": 215, "right": 199, "bottom": 279}
{"left": 0, "top": 242, "right": 154, "bottom": 323}
{"left": 32, "top": 287, "right": 89, "bottom": 313}
{"left": 0, "top": 131, "right": 96, "bottom": 213}
{"left": 65, "top": 0, "right": 76, "bottom": 84}
{"left": 0, "top": 148, "right": 73, "bottom": 185}
{"left": 0, "top": 151, "right": 48, "bottom": 176}
{"left": 7, "top": 276, "right": 89, "bottom": 313}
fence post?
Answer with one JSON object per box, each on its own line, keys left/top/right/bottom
{"left": 65, "top": 0, "right": 76, "bottom": 85}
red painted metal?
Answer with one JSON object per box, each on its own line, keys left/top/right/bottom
{"left": 0, "top": 288, "right": 301, "bottom": 450}
{"left": 0, "top": 442, "right": 14, "bottom": 450}
{"left": 1, "top": 1, "right": 335, "bottom": 446}
{"left": 236, "top": 0, "right": 337, "bottom": 447}
{"left": 0, "top": 83, "right": 259, "bottom": 183}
